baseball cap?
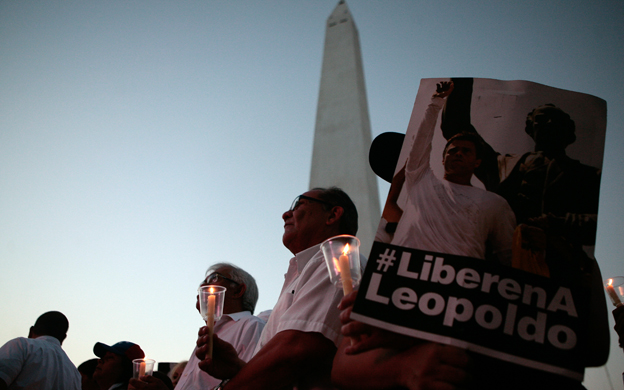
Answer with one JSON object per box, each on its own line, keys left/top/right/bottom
{"left": 93, "top": 341, "right": 145, "bottom": 361}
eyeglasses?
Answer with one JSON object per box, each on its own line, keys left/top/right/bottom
{"left": 202, "top": 272, "right": 239, "bottom": 286}
{"left": 289, "top": 194, "right": 334, "bottom": 212}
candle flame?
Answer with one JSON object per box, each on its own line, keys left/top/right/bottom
{"left": 608, "top": 279, "right": 614, "bottom": 287}
{"left": 342, "top": 243, "right": 350, "bottom": 256}
{"left": 210, "top": 286, "right": 215, "bottom": 293}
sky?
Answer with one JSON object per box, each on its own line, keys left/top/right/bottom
{"left": 1, "top": 1, "right": 623, "bottom": 388}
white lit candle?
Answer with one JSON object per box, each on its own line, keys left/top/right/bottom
{"left": 139, "top": 361, "right": 146, "bottom": 377}
{"left": 207, "top": 288, "right": 216, "bottom": 358}
{"left": 207, "top": 291, "right": 216, "bottom": 324}
{"left": 339, "top": 244, "right": 353, "bottom": 295}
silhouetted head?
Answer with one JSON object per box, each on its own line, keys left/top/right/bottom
{"left": 31, "top": 311, "right": 69, "bottom": 344}
{"left": 525, "top": 104, "right": 576, "bottom": 151}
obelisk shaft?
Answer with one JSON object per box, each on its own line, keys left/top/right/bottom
{"left": 310, "top": 1, "right": 380, "bottom": 256}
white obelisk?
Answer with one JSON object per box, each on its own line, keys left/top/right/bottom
{"left": 310, "top": 0, "right": 380, "bottom": 256}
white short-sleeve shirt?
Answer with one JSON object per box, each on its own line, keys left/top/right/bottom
{"left": 175, "top": 311, "right": 265, "bottom": 390}
{"left": 0, "top": 335, "right": 81, "bottom": 390}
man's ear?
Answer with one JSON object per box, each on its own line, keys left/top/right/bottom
{"left": 326, "top": 206, "right": 344, "bottom": 227}
{"left": 233, "top": 283, "right": 247, "bottom": 299}
{"left": 28, "top": 326, "right": 35, "bottom": 339}
{"left": 474, "top": 158, "right": 482, "bottom": 169}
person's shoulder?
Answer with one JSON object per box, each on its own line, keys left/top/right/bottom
{"left": 475, "top": 185, "right": 500, "bottom": 198}
{"left": 240, "top": 313, "right": 268, "bottom": 326}
{"left": 556, "top": 155, "right": 600, "bottom": 175}
{"left": 228, "top": 312, "right": 267, "bottom": 339}
{"left": 0, "top": 337, "right": 34, "bottom": 357}
{"left": 256, "top": 309, "right": 272, "bottom": 322}
{"left": 34, "top": 335, "right": 63, "bottom": 349}
{"left": 299, "top": 244, "right": 328, "bottom": 269}
{"left": 573, "top": 158, "right": 601, "bottom": 176}
{"left": 0, "top": 336, "right": 28, "bottom": 349}
{"left": 476, "top": 187, "right": 513, "bottom": 209}
{"left": 228, "top": 311, "right": 268, "bottom": 327}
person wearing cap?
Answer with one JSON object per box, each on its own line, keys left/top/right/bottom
{"left": 0, "top": 311, "right": 81, "bottom": 390}
{"left": 195, "top": 187, "right": 361, "bottom": 390}
{"left": 93, "top": 341, "right": 145, "bottom": 390}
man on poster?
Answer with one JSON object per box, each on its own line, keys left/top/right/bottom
{"left": 390, "top": 81, "right": 516, "bottom": 265}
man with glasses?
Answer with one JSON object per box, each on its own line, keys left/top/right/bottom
{"left": 132, "top": 263, "right": 265, "bottom": 390}
{"left": 195, "top": 187, "right": 359, "bottom": 390}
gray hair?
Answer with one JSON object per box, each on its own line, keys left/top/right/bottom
{"left": 206, "top": 262, "right": 259, "bottom": 314}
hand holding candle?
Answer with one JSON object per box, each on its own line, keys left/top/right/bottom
{"left": 198, "top": 285, "right": 227, "bottom": 358}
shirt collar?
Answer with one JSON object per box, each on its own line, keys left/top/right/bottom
{"left": 37, "top": 335, "right": 61, "bottom": 346}
{"left": 222, "top": 311, "right": 252, "bottom": 322}
{"left": 293, "top": 243, "right": 322, "bottom": 274}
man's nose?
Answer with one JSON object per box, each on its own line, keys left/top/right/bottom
{"left": 282, "top": 210, "right": 292, "bottom": 220}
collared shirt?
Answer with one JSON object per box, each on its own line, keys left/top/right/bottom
{"left": 252, "top": 243, "right": 353, "bottom": 390}
{"left": 175, "top": 311, "right": 266, "bottom": 390}
{"left": 0, "top": 335, "right": 81, "bottom": 390}
{"left": 254, "top": 244, "right": 345, "bottom": 355}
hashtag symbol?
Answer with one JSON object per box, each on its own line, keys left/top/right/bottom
{"left": 376, "top": 249, "right": 396, "bottom": 272}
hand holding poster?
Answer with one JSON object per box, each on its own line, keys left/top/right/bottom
{"left": 351, "top": 78, "right": 610, "bottom": 384}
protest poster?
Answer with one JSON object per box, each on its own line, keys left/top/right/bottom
{"left": 352, "top": 78, "right": 607, "bottom": 380}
